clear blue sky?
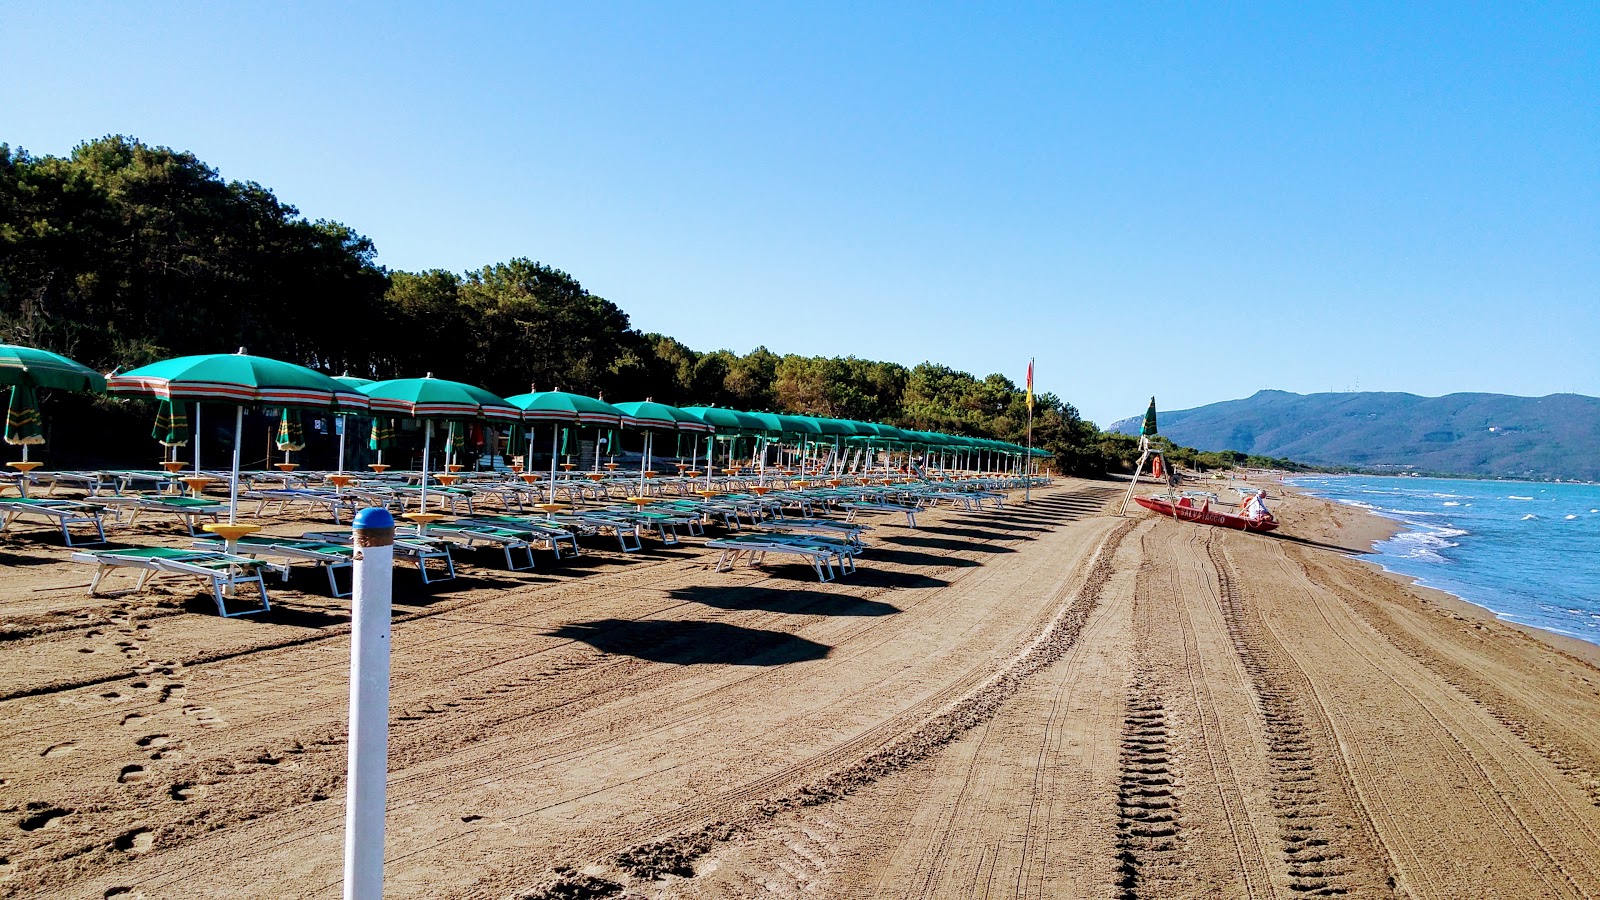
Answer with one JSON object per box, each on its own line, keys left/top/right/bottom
{"left": 4, "top": 2, "right": 1595, "bottom": 426}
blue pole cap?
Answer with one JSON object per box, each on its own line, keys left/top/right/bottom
{"left": 352, "top": 507, "right": 395, "bottom": 531}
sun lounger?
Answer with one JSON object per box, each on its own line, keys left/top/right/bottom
{"left": 704, "top": 533, "right": 855, "bottom": 582}
{"left": 195, "top": 533, "right": 354, "bottom": 597}
{"left": 838, "top": 501, "right": 919, "bottom": 528}
{"left": 755, "top": 517, "right": 868, "bottom": 548}
{"left": 95, "top": 495, "right": 224, "bottom": 535}
{"left": 242, "top": 488, "right": 359, "bottom": 524}
{"left": 452, "top": 514, "right": 582, "bottom": 559}
{"left": 551, "top": 512, "right": 643, "bottom": 552}
{"left": 0, "top": 498, "right": 108, "bottom": 546}
{"left": 300, "top": 530, "right": 458, "bottom": 583}
{"left": 70, "top": 547, "right": 271, "bottom": 616}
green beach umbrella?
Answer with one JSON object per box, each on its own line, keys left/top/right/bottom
{"left": 1141, "top": 397, "right": 1158, "bottom": 437}
{"left": 504, "top": 388, "right": 635, "bottom": 498}
{"left": 358, "top": 374, "right": 516, "bottom": 511}
{"left": 369, "top": 418, "right": 398, "bottom": 456}
{"left": 1, "top": 344, "right": 105, "bottom": 467}
{"left": 0, "top": 344, "right": 107, "bottom": 393}
{"left": 6, "top": 383, "right": 44, "bottom": 448}
{"left": 681, "top": 407, "right": 768, "bottom": 486}
{"left": 275, "top": 408, "right": 305, "bottom": 452}
{"left": 151, "top": 399, "right": 190, "bottom": 466}
{"left": 612, "top": 400, "right": 711, "bottom": 493}
{"left": 109, "top": 349, "right": 369, "bottom": 523}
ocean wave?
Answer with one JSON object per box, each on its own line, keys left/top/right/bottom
{"left": 1522, "top": 514, "right": 1540, "bottom": 521}
{"left": 1337, "top": 499, "right": 1380, "bottom": 510}
{"left": 1509, "top": 495, "right": 1535, "bottom": 500}
{"left": 1566, "top": 514, "right": 1579, "bottom": 520}
{"left": 1441, "top": 501, "right": 1460, "bottom": 506}
{"left": 1391, "top": 509, "right": 1443, "bottom": 517}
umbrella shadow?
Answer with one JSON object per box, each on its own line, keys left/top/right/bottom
{"left": 867, "top": 548, "right": 980, "bottom": 569}
{"left": 667, "top": 586, "right": 899, "bottom": 617}
{"left": 546, "top": 618, "right": 831, "bottom": 666}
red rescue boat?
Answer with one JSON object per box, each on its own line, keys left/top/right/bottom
{"left": 1134, "top": 492, "right": 1279, "bottom": 532}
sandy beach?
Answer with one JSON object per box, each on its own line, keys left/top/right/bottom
{"left": 2, "top": 478, "right": 1599, "bottom": 899}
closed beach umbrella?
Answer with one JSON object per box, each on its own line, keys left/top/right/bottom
{"left": 1, "top": 344, "right": 106, "bottom": 467}
{"left": 153, "top": 398, "right": 190, "bottom": 465}
{"left": 504, "top": 388, "right": 634, "bottom": 502}
{"left": 275, "top": 409, "right": 306, "bottom": 470}
{"left": 358, "top": 374, "right": 517, "bottom": 512}
{"left": 109, "top": 349, "right": 368, "bottom": 523}
{"left": 5, "top": 382, "right": 44, "bottom": 450}
{"left": 368, "top": 417, "right": 398, "bottom": 467}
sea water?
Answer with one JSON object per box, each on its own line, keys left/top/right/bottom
{"left": 1286, "top": 475, "right": 1600, "bottom": 646}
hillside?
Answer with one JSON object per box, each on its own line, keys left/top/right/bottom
{"left": 1110, "top": 390, "right": 1600, "bottom": 481}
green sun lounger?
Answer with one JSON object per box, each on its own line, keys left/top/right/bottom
{"left": 70, "top": 546, "right": 271, "bottom": 616}
{"left": 0, "top": 497, "right": 108, "bottom": 546}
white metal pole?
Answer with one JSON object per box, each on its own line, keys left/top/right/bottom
{"left": 228, "top": 406, "right": 244, "bottom": 524}
{"left": 548, "top": 425, "right": 559, "bottom": 504}
{"left": 338, "top": 414, "right": 348, "bottom": 474}
{"left": 343, "top": 506, "right": 394, "bottom": 900}
{"left": 419, "top": 422, "right": 432, "bottom": 512}
{"left": 194, "top": 403, "right": 202, "bottom": 472}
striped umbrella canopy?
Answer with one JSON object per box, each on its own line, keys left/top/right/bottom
{"left": 109, "top": 349, "right": 369, "bottom": 523}
{"left": 109, "top": 349, "right": 368, "bottom": 410}
{"left": 681, "top": 407, "right": 769, "bottom": 486}
{"left": 0, "top": 344, "right": 106, "bottom": 392}
{"left": 358, "top": 375, "right": 516, "bottom": 512}
{"left": 357, "top": 374, "right": 516, "bottom": 422}
{"left": 612, "top": 400, "right": 711, "bottom": 493}
{"left": 505, "top": 389, "right": 637, "bottom": 494}
{"left": 331, "top": 375, "right": 376, "bottom": 474}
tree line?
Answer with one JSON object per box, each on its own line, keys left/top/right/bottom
{"left": 1, "top": 135, "right": 1291, "bottom": 475}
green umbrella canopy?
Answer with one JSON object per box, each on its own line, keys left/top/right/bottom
{"left": 0, "top": 344, "right": 106, "bottom": 392}
{"left": 680, "top": 406, "right": 769, "bottom": 435}
{"left": 333, "top": 374, "right": 376, "bottom": 390}
{"left": 1141, "top": 397, "right": 1158, "bottom": 436}
{"left": 742, "top": 411, "right": 823, "bottom": 435}
{"left": 503, "top": 388, "right": 634, "bottom": 427}
{"left": 275, "top": 408, "right": 305, "bottom": 452}
{"left": 805, "top": 417, "right": 857, "bottom": 437}
{"left": 109, "top": 349, "right": 367, "bottom": 411}
{"left": 5, "top": 383, "right": 44, "bottom": 446}
{"left": 358, "top": 374, "right": 517, "bottom": 422}
{"left": 153, "top": 398, "right": 190, "bottom": 447}
{"left": 611, "top": 400, "right": 712, "bottom": 433}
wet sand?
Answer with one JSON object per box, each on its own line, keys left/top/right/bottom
{"left": 1, "top": 478, "right": 1598, "bottom": 898}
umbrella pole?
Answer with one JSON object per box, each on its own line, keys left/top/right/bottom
{"left": 549, "top": 426, "right": 559, "bottom": 505}
{"left": 195, "top": 403, "right": 202, "bottom": 472}
{"left": 705, "top": 436, "right": 713, "bottom": 490}
{"left": 630, "top": 432, "right": 643, "bottom": 493}
{"left": 420, "top": 422, "right": 432, "bottom": 512}
{"left": 338, "top": 414, "right": 348, "bottom": 474}
{"left": 229, "top": 406, "right": 244, "bottom": 524}
{"left": 594, "top": 427, "right": 602, "bottom": 472}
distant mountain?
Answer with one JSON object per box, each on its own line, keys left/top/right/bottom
{"left": 1109, "top": 390, "right": 1600, "bottom": 481}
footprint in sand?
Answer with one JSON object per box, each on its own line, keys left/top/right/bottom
{"left": 113, "top": 828, "right": 154, "bottom": 854}
{"left": 120, "top": 713, "right": 147, "bottom": 727}
{"left": 168, "top": 782, "right": 204, "bottom": 802}
{"left": 41, "top": 742, "right": 77, "bottom": 758}
{"left": 181, "top": 706, "right": 224, "bottom": 728}
{"left": 104, "top": 888, "right": 147, "bottom": 899}
{"left": 157, "top": 684, "right": 185, "bottom": 703}
{"left": 18, "top": 807, "right": 70, "bottom": 831}
{"left": 117, "top": 765, "right": 146, "bottom": 784}
{"left": 77, "top": 648, "right": 95, "bottom": 654}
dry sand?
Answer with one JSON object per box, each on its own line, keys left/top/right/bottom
{"left": 2, "top": 478, "right": 1598, "bottom": 899}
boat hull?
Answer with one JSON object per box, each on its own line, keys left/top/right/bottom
{"left": 1134, "top": 496, "right": 1279, "bottom": 532}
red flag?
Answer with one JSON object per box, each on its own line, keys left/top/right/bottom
{"left": 1025, "top": 359, "right": 1034, "bottom": 411}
